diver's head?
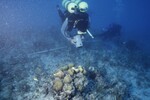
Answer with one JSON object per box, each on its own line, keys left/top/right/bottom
{"left": 78, "top": 1, "right": 88, "bottom": 12}
{"left": 67, "top": 2, "right": 77, "bottom": 13}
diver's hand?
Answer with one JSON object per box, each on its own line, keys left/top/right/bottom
{"left": 56, "top": 5, "right": 60, "bottom": 10}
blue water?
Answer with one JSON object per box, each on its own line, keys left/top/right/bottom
{"left": 0, "top": 0, "right": 150, "bottom": 100}
{"left": 0, "top": 0, "right": 150, "bottom": 52}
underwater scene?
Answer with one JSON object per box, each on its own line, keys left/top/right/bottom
{"left": 0, "top": 0, "right": 150, "bottom": 100}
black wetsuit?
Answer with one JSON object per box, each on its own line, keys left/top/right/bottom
{"left": 75, "top": 12, "right": 89, "bottom": 32}
{"left": 57, "top": 8, "right": 89, "bottom": 32}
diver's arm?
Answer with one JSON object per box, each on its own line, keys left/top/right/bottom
{"left": 86, "top": 14, "right": 94, "bottom": 38}
{"left": 87, "top": 13, "right": 90, "bottom": 29}
{"left": 56, "top": 5, "right": 65, "bottom": 22}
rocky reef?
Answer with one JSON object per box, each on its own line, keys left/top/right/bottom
{"left": 0, "top": 27, "right": 150, "bottom": 100}
{"left": 49, "top": 63, "right": 128, "bottom": 100}
{"left": 52, "top": 64, "right": 88, "bottom": 100}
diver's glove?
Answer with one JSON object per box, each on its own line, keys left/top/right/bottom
{"left": 56, "top": 5, "right": 60, "bottom": 10}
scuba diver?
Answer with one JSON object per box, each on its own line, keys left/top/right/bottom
{"left": 57, "top": 0, "right": 94, "bottom": 48}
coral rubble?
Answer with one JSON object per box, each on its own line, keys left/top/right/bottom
{"left": 52, "top": 64, "right": 88, "bottom": 99}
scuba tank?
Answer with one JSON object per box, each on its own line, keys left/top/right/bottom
{"left": 62, "top": 0, "right": 71, "bottom": 9}
{"left": 71, "top": 0, "right": 81, "bottom": 5}
{"left": 62, "top": 0, "right": 81, "bottom": 9}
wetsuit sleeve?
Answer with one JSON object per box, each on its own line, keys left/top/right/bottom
{"left": 86, "top": 13, "right": 90, "bottom": 29}
{"left": 57, "top": 8, "right": 65, "bottom": 22}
